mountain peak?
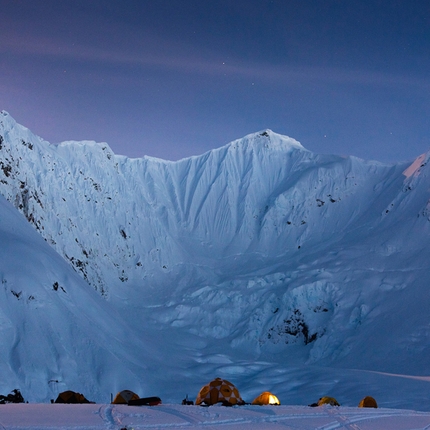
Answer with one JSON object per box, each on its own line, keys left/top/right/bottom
{"left": 402, "top": 152, "right": 430, "bottom": 179}
{"left": 0, "top": 110, "right": 14, "bottom": 126}
{"left": 227, "top": 129, "right": 306, "bottom": 153}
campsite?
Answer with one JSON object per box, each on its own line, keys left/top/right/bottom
{"left": 3, "top": 382, "right": 430, "bottom": 429}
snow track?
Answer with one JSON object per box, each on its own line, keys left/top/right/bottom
{"left": 99, "top": 404, "right": 124, "bottom": 429}
{"left": 2, "top": 404, "right": 430, "bottom": 429}
{"left": 109, "top": 405, "right": 430, "bottom": 430}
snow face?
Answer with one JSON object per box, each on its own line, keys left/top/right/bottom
{"left": 1, "top": 110, "right": 430, "bottom": 410}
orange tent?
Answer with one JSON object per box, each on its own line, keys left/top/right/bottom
{"left": 358, "top": 396, "right": 378, "bottom": 408}
{"left": 196, "top": 378, "right": 244, "bottom": 406}
{"left": 317, "top": 396, "right": 340, "bottom": 406}
{"left": 251, "top": 391, "right": 280, "bottom": 405}
{"left": 112, "top": 390, "right": 140, "bottom": 404}
{"left": 55, "top": 390, "right": 93, "bottom": 404}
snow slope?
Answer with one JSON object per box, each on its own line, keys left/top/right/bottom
{"left": 0, "top": 193, "right": 155, "bottom": 403}
{"left": 0, "top": 111, "right": 430, "bottom": 410}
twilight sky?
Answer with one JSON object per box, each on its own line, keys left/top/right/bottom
{"left": 1, "top": 0, "right": 429, "bottom": 162}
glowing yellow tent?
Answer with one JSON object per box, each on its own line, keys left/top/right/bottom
{"left": 112, "top": 390, "right": 140, "bottom": 404}
{"left": 196, "top": 378, "right": 244, "bottom": 406}
{"left": 358, "top": 396, "right": 378, "bottom": 408}
{"left": 251, "top": 391, "right": 280, "bottom": 405}
{"left": 317, "top": 396, "right": 340, "bottom": 406}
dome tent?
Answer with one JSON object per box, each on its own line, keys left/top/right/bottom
{"left": 196, "top": 378, "right": 244, "bottom": 406}
{"left": 317, "top": 396, "right": 340, "bottom": 406}
{"left": 54, "top": 390, "right": 93, "bottom": 404}
{"left": 251, "top": 391, "right": 280, "bottom": 405}
{"left": 358, "top": 396, "right": 378, "bottom": 408}
{"left": 112, "top": 390, "right": 140, "bottom": 404}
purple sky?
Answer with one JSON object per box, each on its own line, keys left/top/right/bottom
{"left": 1, "top": 0, "right": 429, "bottom": 162}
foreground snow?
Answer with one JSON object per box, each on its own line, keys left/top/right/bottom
{"left": 2, "top": 403, "right": 430, "bottom": 430}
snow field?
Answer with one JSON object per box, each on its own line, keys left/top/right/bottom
{"left": 2, "top": 403, "right": 430, "bottom": 429}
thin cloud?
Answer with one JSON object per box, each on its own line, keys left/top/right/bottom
{"left": 2, "top": 31, "right": 429, "bottom": 92}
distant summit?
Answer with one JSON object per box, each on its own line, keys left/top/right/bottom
{"left": 225, "top": 129, "right": 306, "bottom": 152}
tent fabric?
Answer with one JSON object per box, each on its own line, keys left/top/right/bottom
{"left": 317, "top": 396, "right": 340, "bottom": 406}
{"left": 112, "top": 390, "right": 139, "bottom": 404}
{"left": 358, "top": 396, "right": 378, "bottom": 408}
{"left": 54, "top": 390, "right": 92, "bottom": 404}
{"left": 251, "top": 391, "right": 280, "bottom": 406}
{"left": 196, "top": 378, "right": 244, "bottom": 406}
{"left": 128, "top": 396, "right": 162, "bottom": 406}
{"left": 112, "top": 390, "right": 140, "bottom": 404}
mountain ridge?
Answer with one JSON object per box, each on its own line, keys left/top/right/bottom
{"left": 1, "top": 111, "right": 430, "bottom": 406}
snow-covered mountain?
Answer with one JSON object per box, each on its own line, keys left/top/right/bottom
{"left": 1, "top": 110, "right": 430, "bottom": 409}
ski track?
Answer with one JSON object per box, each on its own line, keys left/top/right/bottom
{"left": 99, "top": 404, "right": 124, "bottom": 429}
{"left": 3, "top": 404, "right": 430, "bottom": 429}
{"left": 315, "top": 408, "right": 430, "bottom": 430}
{"left": 122, "top": 406, "right": 430, "bottom": 430}
{"left": 151, "top": 406, "right": 202, "bottom": 426}
{"left": 317, "top": 407, "right": 364, "bottom": 430}
{"left": 100, "top": 405, "right": 404, "bottom": 429}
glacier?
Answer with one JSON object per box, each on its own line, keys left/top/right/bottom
{"left": 0, "top": 110, "right": 430, "bottom": 409}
